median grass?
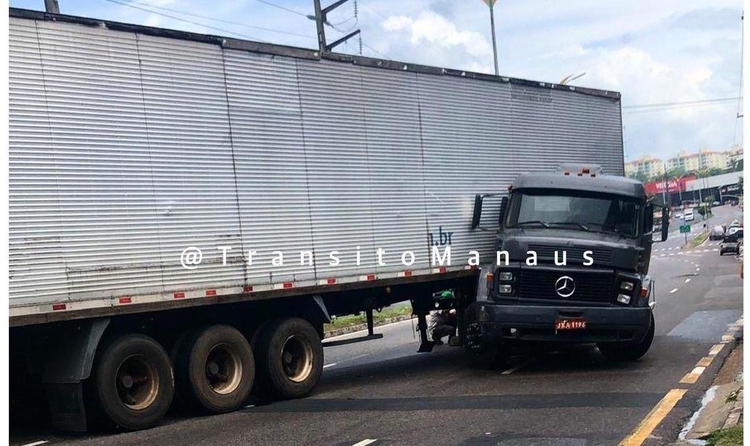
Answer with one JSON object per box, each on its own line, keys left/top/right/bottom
{"left": 688, "top": 230, "right": 709, "bottom": 248}
{"left": 706, "top": 426, "right": 742, "bottom": 446}
{"left": 324, "top": 304, "right": 413, "bottom": 335}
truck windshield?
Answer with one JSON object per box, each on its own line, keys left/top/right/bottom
{"left": 507, "top": 189, "right": 642, "bottom": 237}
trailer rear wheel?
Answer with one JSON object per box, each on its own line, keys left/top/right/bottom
{"left": 175, "top": 325, "right": 254, "bottom": 414}
{"left": 90, "top": 334, "right": 173, "bottom": 430}
{"left": 254, "top": 318, "right": 323, "bottom": 399}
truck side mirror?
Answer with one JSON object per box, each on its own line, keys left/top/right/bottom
{"left": 471, "top": 195, "right": 483, "bottom": 229}
{"left": 498, "top": 196, "right": 509, "bottom": 226}
{"left": 661, "top": 208, "right": 669, "bottom": 242}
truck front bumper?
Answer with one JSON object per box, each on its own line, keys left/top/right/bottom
{"left": 470, "top": 301, "right": 652, "bottom": 345}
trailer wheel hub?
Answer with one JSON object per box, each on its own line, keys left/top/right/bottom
{"left": 205, "top": 343, "right": 243, "bottom": 395}
{"left": 116, "top": 354, "right": 159, "bottom": 410}
{"left": 281, "top": 335, "right": 314, "bottom": 383}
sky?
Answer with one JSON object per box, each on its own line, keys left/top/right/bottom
{"left": 9, "top": 0, "right": 744, "bottom": 162}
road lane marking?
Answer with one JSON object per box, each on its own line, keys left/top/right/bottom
{"left": 721, "top": 334, "right": 735, "bottom": 343}
{"left": 684, "top": 278, "right": 691, "bottom": 283}
{"left": 680, "top": 366, "right": 706, "bottom": 384}
{"left": 618, "top": 389, "right": 687, "bottom": 446}
{"left": 670, "top": 288, "right": 678, "bottom": 294}
{"left": 323, "top": 363, "right": 338, "bottom": 369}
{"left": 709, "top": 344, "right": 725, "bottom": 356}
{"left": 696, "top": 356, "right": 714, "bottom": 367}
{"left": 352, "top": 440, "right": 377, "bottom": 446}
{"left": 501, "top": 358, "right": 535, "bottom": 375}
{"left": 22, "top": 442, "right": 48, "bottom": 446}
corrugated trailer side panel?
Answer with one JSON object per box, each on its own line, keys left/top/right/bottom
{"left": 9, "top": 18, "right": 71, "bottom": 306}
{"left": 223, "top": 50, "right": 316, "bottom": 285}
{"left": 9, "top": 16, "right": 624, "bottom": 318}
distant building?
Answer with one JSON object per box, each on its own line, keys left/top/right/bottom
{"left": 727, "top": 145, "right": 744, "bottom": 168}
{"left": 625, "top": 155, "right": 665, "bottom": 179}
{"left": 666, "top": 149, "right": 732, "bottom": 172}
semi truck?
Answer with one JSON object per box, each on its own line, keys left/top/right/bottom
{"left": 468, "top": 165, "right": 669, "bottom": 367}
{"left": 10, "top": 7, "right": 631, "bottom": 432}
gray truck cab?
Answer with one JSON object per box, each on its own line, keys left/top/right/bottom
{"left": 466, "top": 164, "right": 669, "bottom": 364}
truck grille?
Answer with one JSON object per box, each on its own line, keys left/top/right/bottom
{"left": 517, "top": 267, "right": 615, "bottom": 303}
{"left": 527, "top": 244, "right": 614, "bottom": 265}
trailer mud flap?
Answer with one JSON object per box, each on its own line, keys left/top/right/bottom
{"left": 42, "top": 318, "right": 110, "bottom": 431}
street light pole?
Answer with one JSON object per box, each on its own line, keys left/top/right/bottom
{"left": 485, "top": 0, "right": 499, "bottom": 75}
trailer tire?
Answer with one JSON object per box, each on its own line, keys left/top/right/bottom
{"left": 90, "top": 334, "right": 174, "bottom": 430}
{"left": 254, "top": 318, "right": 323, "bottom": 400}
{"left": 598, "top": 313, "right": 655, "bottom": 362}
{"left": 175, "top": 325, "right": 254, "bottom": 414}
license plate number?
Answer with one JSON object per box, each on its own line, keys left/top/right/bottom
{"left": 555, "top": 318, "right": 587, "bottom": 330}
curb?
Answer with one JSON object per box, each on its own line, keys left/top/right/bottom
{"left": 675, "top": 316, "right": 743, "bottom": 444}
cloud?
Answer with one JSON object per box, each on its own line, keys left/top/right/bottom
{"left": 383, "top": 11, "right": 493, "bottom": 60}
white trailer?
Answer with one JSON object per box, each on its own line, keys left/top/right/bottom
{"left": 9, "top": 7, "right": 624, "bottom": 431}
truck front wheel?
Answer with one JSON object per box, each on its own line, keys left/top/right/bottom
{"left": 89, "top": 334, "right": 174, "bottom": 430}
{"left": 253, "top": 318, "right": 323, "bottom": 400}
{"left": 175, "top": 325, "right": 255, "bottom": 414}
{"left": 597, "top": 314, "right": 655, "bottom": 361}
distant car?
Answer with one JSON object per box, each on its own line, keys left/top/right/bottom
{"left": 713, "top": 201, "right": 721, "bottom": 206}
{"left": 675, "top": 212, "right": 684, "bottom": 220}
{"left": 684, "top": 209, "right": 695, "bottom": 222}
{"left": 720, "top": 229, "right": 743, "bottom": 255}
{"left": 729, "top": 220, "right": 741, "bottom": 229}
{"left": 709, "top": 225, "right": 725, "bottom": 240}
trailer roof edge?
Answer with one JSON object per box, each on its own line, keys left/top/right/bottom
{"left": 9, "top": 7, "right": 621, "bottom": 100}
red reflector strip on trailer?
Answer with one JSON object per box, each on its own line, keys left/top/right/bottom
{"left": 283, "top": 282, "right": 293, "bottom": 289}
{"left": 327, "top": 278, "right": 336, "bottom": 284}
{"left": 244, "top": 286, "right": 253, "bottom": 293}
{"left": 439, "top": 266, "right": 447, "bottom": 273}
{"left": 367, "top": 274, "right": 376, "bottom": 281}
{"left": 174, "top": 292, "right": 185, "bottom": 299}
{"left": 118, "top": 297, "right": 132, "bottom": 304}
{"left": 404, "top": 270, "right": 412, "bottom": 277}
{"left": 206, "top": 290, "right": 216, "bottom": 296}
{"left": 52, "top": 303, "right": 66, "bottom": 311}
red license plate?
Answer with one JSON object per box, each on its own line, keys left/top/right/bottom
{"left": 555, "top": 318, "right": 587, "bottom": 331}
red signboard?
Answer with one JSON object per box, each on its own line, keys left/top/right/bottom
{"left": 644, "top": 176, "right": 695, "bottom": 195}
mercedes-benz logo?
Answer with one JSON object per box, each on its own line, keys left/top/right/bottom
{"left": 555, "top": 276, "right": 576, "bottom": 298}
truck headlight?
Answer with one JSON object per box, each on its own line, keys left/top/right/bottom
{"left": 617, "top": 294, "right": 631, "bottom": 304}
{"left": 497, "top": 272, "right": 514, "bottom": 281}
{"left": 498, "top": 284, "right": 513, "bottom": 294}
{"left": 620, "top": 281, "right": 634, "bottom": 291}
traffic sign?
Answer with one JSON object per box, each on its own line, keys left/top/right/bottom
{"left": 680, "top": 225, "right": 691, "bottom": 234}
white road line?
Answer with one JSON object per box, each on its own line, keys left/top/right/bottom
{"left": 352, "top": 440, "right": 378, "bottom": 446}
{"left": 670, "top": 288, "right": 678, "bottom": 294}
{"left": 501, "top": 358, "right": 535, "bottom": 375}
{"left": 323, "top": 363, "right": 338, "bottom": 369}
{"left": 22, "top": 441, "right": 49, "bottom": 446}
{"left": 669, "top": 253, "right": 675, "bottom": 256}
{"left": 685, "top": 278, "right": 691, "bottom": 283}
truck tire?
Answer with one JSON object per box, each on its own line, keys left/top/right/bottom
{"left": 463, "top": 303, "right": 508, "bottom": 369}
{"left": 90, "top": 334, "right": 174, "bottom": 430}
{"left": 254, "top": 318, "right": 323, "bottom": 400}
{"left": 175, "top": 325, "right": 255, "bottom": 414}
{"left": 597, "top": 313, "right": 655, "bottom": 362}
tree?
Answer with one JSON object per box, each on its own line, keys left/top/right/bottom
{"left": 667, "top": 167, "right": 686, "bottom": 178}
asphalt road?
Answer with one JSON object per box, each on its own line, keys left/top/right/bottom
{"left": 11, "top": 206, "right": 743, "bottom": 446}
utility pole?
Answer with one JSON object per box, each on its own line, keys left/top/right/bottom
{"left": 311, "top": 0, "right": 361, "bottom": 55}
{"left": 44, "top": 0, "right": 60, "bottom": 13}
{"left": 483, "top": 0, "right": 500, "bottom": 75}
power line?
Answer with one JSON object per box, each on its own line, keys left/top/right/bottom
{"left": 622, "top": 97, "right": 743, "bottom": 110}
{"left": 252, "top": 0, "right": 308, "bottom": 18}
{"left": 100, "top": 0, "right": 269, "bottom": 42}
{"left": 108, "top": 0, "right": 313, "bottom": 40}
